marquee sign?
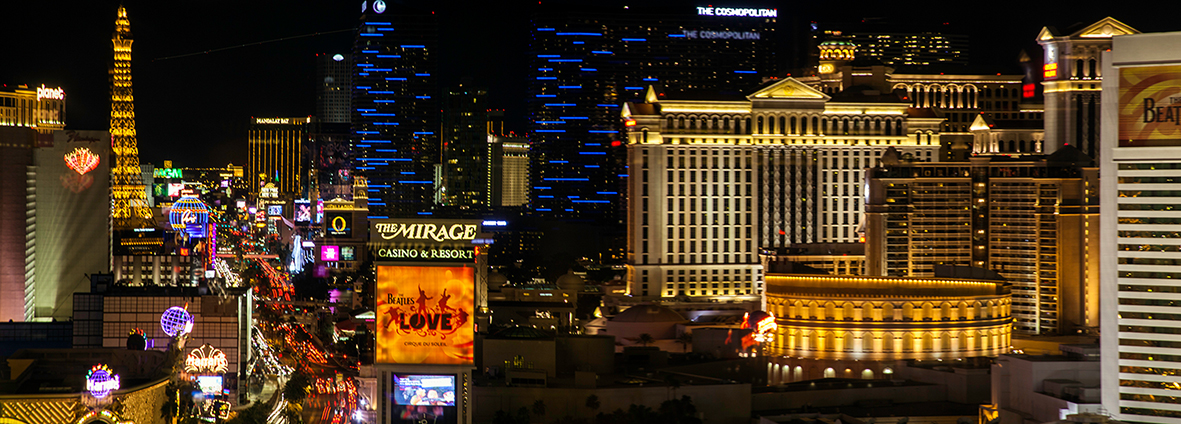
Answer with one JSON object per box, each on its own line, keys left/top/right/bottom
{"left": 86, "top": 364, "right": 121, "bottom": 398}
{"left": 37, "top": 84, "right": 64, "bottom": 101}
{"left": 185, "top": 344, "right": 229, "bottom": 374}
{"left": 371, "top": 220, "right": 481, "bottom": 245}
{"left": 376, "top": 266, "right": 474, "bottom": 364}
{"left": 64, "top": 147, "right": 99, "bottom": 176}
{"left": 1120, "top": 65, "right": 1181, "bottom": 147}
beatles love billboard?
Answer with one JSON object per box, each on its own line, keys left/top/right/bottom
{"left": 1119, "top": 65, "right": 1181, "bottom": 147}
{"left": 375, "top": 266, "right": 474, "bottom": 365}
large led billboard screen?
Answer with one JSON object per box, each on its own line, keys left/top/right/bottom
{"left": 375, "top": 266, "right": 474, "bottom": 365}
{"left": 392, "top": 375, "right": 456, "bottom": 406}
{"left": 1120, "top": 65, "right": 1181, "bottom": 147}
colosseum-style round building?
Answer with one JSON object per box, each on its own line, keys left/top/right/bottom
{"left": 763, "top": 273, "right": 1012, "bottom": 383}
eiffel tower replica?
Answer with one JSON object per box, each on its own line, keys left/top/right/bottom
{"left": 109, "top": 5, "right": 156, "bottom": 230}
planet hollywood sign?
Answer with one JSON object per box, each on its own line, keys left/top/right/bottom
{"left": 696, "top": 6, "right": 777, "bottom": 18}
{"left": 86, "top": 365, "right": 120, "bottom": 399}
{"left": 37, "top": 84, "right": 65, "bottom": 101}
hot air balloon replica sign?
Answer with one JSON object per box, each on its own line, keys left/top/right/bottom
{"left": 169, "top": 195, "right": 209, "bottom": 238}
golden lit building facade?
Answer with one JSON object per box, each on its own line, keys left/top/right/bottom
{"left": 0, "top": 84, "right": 66, "bottom": 133}
{"left": 1038, "top": 17, "right": 1138, "bottom": 160}
{"left": 248, "top": 117, "right": 309, "bottom": 198}
{"left": 623, "top": 78, "right": 942, "bottom": 300}
{"left": 864, "top": 151, "right": 1099, "bottom": 335}
{"left": 763, "top": 273, "right": 1011, "bottom": 383}
{"left": 801, "top": 40, "right": 1038, "bottom": 161}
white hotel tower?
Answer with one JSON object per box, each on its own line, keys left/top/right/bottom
{"left": 1101, "top": 31, "right": 1181, "bottom": 423}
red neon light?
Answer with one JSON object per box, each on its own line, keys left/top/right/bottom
{"left": 64, "top": 147, "right": 99, "bottom": 175}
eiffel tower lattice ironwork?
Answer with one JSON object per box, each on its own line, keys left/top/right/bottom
{"left": 110, "top": 5, "right": 155, "bottom": 230}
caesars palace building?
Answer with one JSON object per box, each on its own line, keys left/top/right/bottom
{"left": 622, "top": 78, "right": 943, "bottom": 301}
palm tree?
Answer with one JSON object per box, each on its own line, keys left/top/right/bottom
{"left": 675, "top": 332, "right": 693, "bottom": 353}
{"left": 585, "top": 394, "right": 601, "bottom": 412}
{"left": 532, "top": 399, "right": 547, "bottom": 422}
{"left": 637, "top": 333, "right": 655, "bottom": 347}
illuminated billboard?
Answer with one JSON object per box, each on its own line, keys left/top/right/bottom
{"left": 267, "top": 205, "right": 283, "bottom": 216}
{"left": 393, "top": 375, "right": 455, "bottom": 406}
{"left": 376, "top": 266, "right": 474, "bottom": 365}
{"left": 294, "top": 199, "right": 312, "bottom": 223}
{"left": 1119, "top": 65, "right": 1181, "bottom": 147}
{"left": 326, "top": 211, "right": 352, "bottom": 237}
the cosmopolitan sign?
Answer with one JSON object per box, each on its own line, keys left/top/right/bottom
{"left": 697, "top": 6, "right": 777, "bottom": 17}
{"left": 372, "top": 220, "right": 481, "bottom": 244}
{"left": 684, "top": 30, "right": 760, "bottom": 40}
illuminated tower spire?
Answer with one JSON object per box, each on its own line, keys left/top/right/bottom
{"left": 109, "top": 5, "right": 155, "bottom": 229}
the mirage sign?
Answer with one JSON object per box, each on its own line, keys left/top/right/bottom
{"left": 370, "top": 220, "right": 482, "bottom": 245}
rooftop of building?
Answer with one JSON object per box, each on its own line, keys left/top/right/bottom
{"left": 765, "top": 273, "right": 1008, "bottom": 298}
{"left": 0, "top": 349, "right": 169, "bottom": 396}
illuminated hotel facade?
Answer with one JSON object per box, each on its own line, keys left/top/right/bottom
{"left": 622, "top": 77, "right": 943, "bottom": 300}
{"left": 351, "top": 2, "right": 439, "bottom": 218}
{"left": 1039, "top": 17, "right": 1138, "bottom": 160}
{"left": 247, "top": 116, "right": 309, "bottom": 198}
{"left": 1099, "top": 31, "right": 1181, "bottom": 423}
{"left": 764, "top": 273, "right": 1011, "bottom": 383}
{"left": 864, "top": 151, "right": 1099, "bottom": 335}
{"left": 528, "top": 5, "right": 777, "bottom": 220}
{"left": 0, "top": 84, "right": 66, "bottom": 132}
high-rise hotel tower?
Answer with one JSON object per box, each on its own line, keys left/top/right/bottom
{"left": 528, "top": 5, "right": 778, "bottom": 219}
{"left": 352, "top": 0, "right": 438, "bottom": 218}
{"left": 1101, "top": 31, "right": 1181, "bottom": 423}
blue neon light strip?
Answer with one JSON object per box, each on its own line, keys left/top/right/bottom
{"left": 538, "top": 195, "right": 554, "bottom": 198}
{"left": 585, "top": 143, "right": 601, "bottom": 146}
{"left": 597, "top": 191, "right": 618, "bottom": 195}
{"left": 357, "top": 63, "right": 374, "bottom": 67}
{"left": 401, "top": 45, "right": 426, "bottom": 48}
{"left": 548, "top": 160, "right": 569, "bottom": 163}
{"left": 415, "top": 95, "right": 431, "bottom": 99}
{"left": 357, "top": 86, "right": 372, "bottom": 89}
{"left": 580, "top": 152, "right": 606, "bottom": 155}
{"left": 360, "top": 33, "right": 383, "bottom": 37}
{"left": 668, "top": 34, "right": 686, "bottom": 38}
{"left": 357, "top": 166, "right": 375, "bottom": 170}
{"left": 585, "top": 165, "right": 600, "bottom": 168}
{"left": 592, "top": 51, "right": 613, "bottom": 54}
{"left": 558, "top": 86, "right": 582, "bottom": 89}
{"left": 734, "top": 70, "right": 757, "bottom": 74}
{"left": 537, "top": 28, "right": 555, "bottom": 31}
{"left": 588, "top": 130, "right": 618, "bottom": 133}
{"left": 400, "top": 172, "right": 416, "bottom": 175}
{"left": 596, "top": 104, "right": 619, "bottom": 107}
{"left": 560, "top": 116, "right": 588, "bottom": 120}
{"left": 643, "top": 78, "right": 658, "bottom": 81}
{"left": 385, "top": 77, "right": 407, "bottom": 81}
{"left": 536, "top": 121, "right": 565, "bottom": 124}
{"left": 537, "top": 208, "right": 552, "bottom": 211}
{"left": 543, "top": 178, "right": 590, "bottom": 181}
{"left": 357, "top": 108, "right": 377, "bottom": 112}
{"left": 537, "top": 77, "right": 557, "bottom": 80}
{"left": 548, "top": 59, "right": 583, "bottom": 62}
{"left": 538, "top": 68, "right": 553, "bottom": 71}
{"left": 621, "top": 38, "right": 647, "bottom": 42}
{"left": 368, "top": 216, "right": 389, "bottom": 219}
{"left": 401, "top": 180, "right": 432, "bottom": 184}
{"left": 362, "top": 113, "right": 397, "bottom": 116}
{"left": 357, "top": 144, "right": 371, "bottom": 148}
{"left": 417, "top": 212, "right": 433, "bottom": 215}
{"left": 367, "top": 22, "right": 391, "bottom": 25}
{"left": 374, "top": 100, "right": 396, "bottom": 103}
{"left": 358, "top": 72, "right": 369, "bottom": 76}
{"left": 545, "top": 103, "right": 576, "bottom": 107}
{"left": 374, "top": 122, "right": 399, "bottom": 126}
{"left": 573, "top": 200, "right": 611, "bottom": 203}
{"left": 359, "top": 140, "right": 391, "bottom": 143}
{"left": 413, "top": 131, "right": 435, "bottom": 135}
{"left": 375, "top": 149, "right": 397, "bottom": 153}
{"left": 536, "top": 94, "right": 557, "bottom": 98}
{"left": 538, "top": 54, "right": 560, "bottom": 58}
{"left": 376, "top": 55, "right": 401, "bottom": 58}
{"left": 362, "top": 50, "right": 379, "bottom": 53}
{"left": 556, "top": 32, "right": 602, "bottom": 36}
{"left": 369, "top": 91, "right": 397, "bottom": 94}
{"left": 624, "top": 87, "right": 643, "bottom": 90}
{"left": 369, "top": 202, "right": 387, "bottom": 206}
{"left": 377, "top": 28, "right": 394, "bottom": 31}
{"left": 573, "top": 41, "right": 584, "bottom": 44}
{"left": 356, "top": 130, "right": 379, "bottom": 134}
{"left": 416, "top": 73, "right": 430, "bottom": 76}
{"left": 582, "top": 68, "right": 597, "bottom": 71}
{"left": 536, "top": 130, "right": 566, "bottom": 133}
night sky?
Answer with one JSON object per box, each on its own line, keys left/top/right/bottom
{"left": 2, "top": 1, "right": 1173, "bottom": 167}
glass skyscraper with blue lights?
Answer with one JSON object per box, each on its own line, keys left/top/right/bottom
{"left": 528, "top": 6, "right": 778, "bottom": 220}
{"left": 352, "top": 1, "right": 438, "bottom": 218}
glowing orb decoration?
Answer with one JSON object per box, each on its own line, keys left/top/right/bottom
{"left": 160, "top": 306, "right": 194, "bottom": 337}
{"left": 64, "top": 147, "right": 99, "bottom": 175}
{"left": 185, "top": 344, "right": 229, "bottom": 374}
{"left": 86, "top": 364, "right": 121, "bottom": 398}
{"left": 168, "top": 196, "right": 210, "bottom": 238}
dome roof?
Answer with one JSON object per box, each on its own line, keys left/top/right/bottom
{"left": 612, "top": 304, "right": 686, "bottom": 323}
{"left": 491, "top": 326, "right": 554, "bottom": 339}
{"left": 556, "top": 269, "right": 585, "bottom": 291}
{"left": 819, "top": 40, "right": 856, "bottom": 47}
